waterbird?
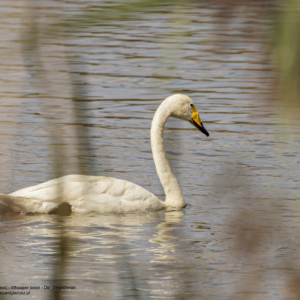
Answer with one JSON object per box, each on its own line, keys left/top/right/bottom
{"left": 0, "top": 94, "right": 209, "bottom": 215}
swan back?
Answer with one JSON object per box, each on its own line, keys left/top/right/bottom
{"left": 3, "top": 175, "right": 165, "bottom": 214}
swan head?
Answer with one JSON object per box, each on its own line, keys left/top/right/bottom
{"left": 167, "top": 94, "right": 209, "bottom": 137}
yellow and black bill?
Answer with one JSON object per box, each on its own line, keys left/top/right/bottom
{"left": 189, "top": 119, "right": 209, "bottom": 137}
{"left": 189, "top": 106, "right": 209, "bottom": 137}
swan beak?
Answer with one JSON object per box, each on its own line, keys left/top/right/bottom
{"left": 189, "top": 106, "right": 209, "bottom": 137}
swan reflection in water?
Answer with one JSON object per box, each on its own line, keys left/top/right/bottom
{"left": 0, "top": 210, "right": 202, "bottom": 298}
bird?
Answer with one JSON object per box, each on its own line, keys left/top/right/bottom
{"left": 0, "top": 94, "right": 209, "bottom": 215}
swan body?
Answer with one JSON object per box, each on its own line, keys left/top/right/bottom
{"left": 0, "top": 175, "right": 164, "bottom": 214}
{"left": 0, "top": 94, "right": 209, "bottom": 214}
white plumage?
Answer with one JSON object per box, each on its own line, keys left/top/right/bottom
{"left": 0, "top": 94, "right": 209, "bottom": 214}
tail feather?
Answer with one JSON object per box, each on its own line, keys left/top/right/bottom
{"left": 0, "top": 193, "right": 31, "bottom": 212}
{"left": 0, "top": 199, "right": 14, "bottom": 214}
{"left": 0, "top": 193, "right": 58, "bottom": 214}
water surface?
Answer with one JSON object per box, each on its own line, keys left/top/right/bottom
{"left": 0, "top": 1, "right": 299, "bottom": 299}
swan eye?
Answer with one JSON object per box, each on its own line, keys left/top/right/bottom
{"left": 190, "top": 103, "right": 193, "bottom": 108}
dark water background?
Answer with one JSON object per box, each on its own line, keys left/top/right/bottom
{"left": 0, "top": 1, "right": 300, "bottom": 299}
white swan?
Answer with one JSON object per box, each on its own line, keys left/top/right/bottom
{"left": 0, "top": 94, "right": 209, "bottom": 215}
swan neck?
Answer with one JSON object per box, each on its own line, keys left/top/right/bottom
{"left": 150, "top": 102, "right": 185, "bottom": 209}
